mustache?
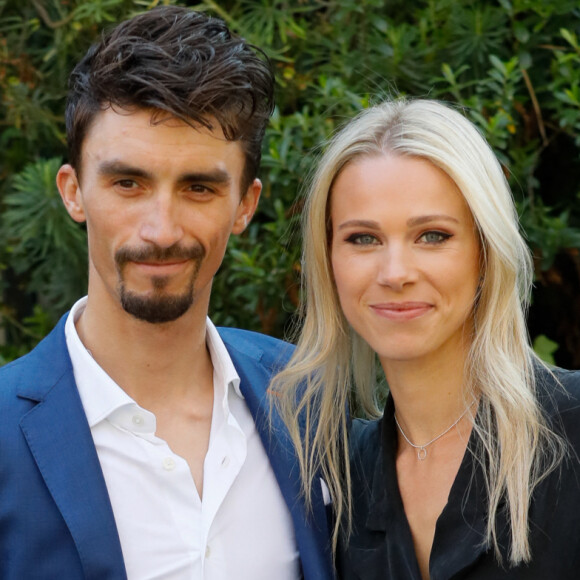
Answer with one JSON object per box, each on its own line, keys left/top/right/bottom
{"left": 115, "top": 243, "right": 205, "bottom": 267}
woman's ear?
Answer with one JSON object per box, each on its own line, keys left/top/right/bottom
{"left": 56, "top": 164, "right": 86, "bottom": 223}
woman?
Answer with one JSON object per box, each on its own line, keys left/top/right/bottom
{"left": 272, "top": 99, "right": 580, "bottom": 579}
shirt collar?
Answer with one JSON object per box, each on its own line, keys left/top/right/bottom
{"left": 64, "top": 296, "right": 243, "bottom": 431}
{"left": 65, "top": 297, "right": 136, "bottom": 429}
{"left": 205, "top": 317, "right": 242, "bottom": 400}
{"left": 374, "top": 395, "right": 489, "bottom": 578}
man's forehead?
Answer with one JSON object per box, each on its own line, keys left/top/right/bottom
{"left": 79, "top": 106, "right": 245, "bottom": 172}
{"left": 74, "top": 106, "right": 250, "bottom": 194}
{"left": 86, "top": 105, "right": 229, "bottom": 140}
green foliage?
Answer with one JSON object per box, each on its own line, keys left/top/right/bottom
{"left": 2, "top": 157, "right": 88, "bottom": 310}
{"left": 1, "top": 0, "right": 580, "bottom": 367}
{"left": 532, "top": 334, "right": 559, "bottom": 365}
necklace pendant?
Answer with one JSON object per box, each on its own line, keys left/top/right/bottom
{"left": 417, "top": 447, "right": 427, "bottom": 461}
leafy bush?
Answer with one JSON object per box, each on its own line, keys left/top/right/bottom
{"left": 1, "top": 0, "right": 580, "bottom": 367}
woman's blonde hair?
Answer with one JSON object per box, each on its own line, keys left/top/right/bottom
{"left": 271, "top": 99, "right": 565, "bottom": 564}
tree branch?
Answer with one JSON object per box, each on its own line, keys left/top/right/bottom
{"left": 521, "top": 67, "right": 548, "bottom": 147}
{"left": 32, "top": 0, "right": 75, "bottom": 30}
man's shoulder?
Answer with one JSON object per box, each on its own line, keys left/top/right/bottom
{"left": 217, "top": 326, "right": 294, "bottom": 367}
{"left": 347, "top": 418, "right": 383, "bottom": 503}
{"left": 0, "top": 352, "right": 35, "bottom": 404}
{"left": 349, "top": 418, "right": 382, "bottom": 459}
{"left": 0, "top": 314, "right": 69, "bottom": 398}
{"left": 0, "top": 320, "right": 71, "bottom": 451}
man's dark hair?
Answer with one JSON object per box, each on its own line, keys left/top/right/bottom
{"left": 65, "top": 6, "right": 274, "bottom": 191}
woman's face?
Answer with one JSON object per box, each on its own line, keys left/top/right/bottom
{"left": 329, "top": 154, "right": 480, "bottom": 368}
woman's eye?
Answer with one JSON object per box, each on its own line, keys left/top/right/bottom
{"left": 346, "top": 233, "right": 378, "bottom": 245}
{"left": 419, "top": 231, "right": 452, "bottom": 244}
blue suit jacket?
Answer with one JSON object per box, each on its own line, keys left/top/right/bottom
{"left": 0, "top": 315, "right": 333, "bottom": 579}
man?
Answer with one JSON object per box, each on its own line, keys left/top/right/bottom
{"left": 0, "top": 7, "right": 332, "bottom": 579}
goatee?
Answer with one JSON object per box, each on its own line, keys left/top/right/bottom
{"left": 115, "top": 242, "right": 205, "bottom": 324}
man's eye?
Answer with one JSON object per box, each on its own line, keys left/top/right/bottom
{"left": 419, "top": 231, "right": 452, "bottom": 244}
{"left": 188, "top": 184, "right": 212, "bottom": 194}
{"left": 346, "top": 233, "right": 378, "bottom": 245}
{"left": 115, "top": 179, "right": 138, "bottom": 189}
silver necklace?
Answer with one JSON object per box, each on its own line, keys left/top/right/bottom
{"left": 394, "top": 401, "right": 475, "bottom": 461}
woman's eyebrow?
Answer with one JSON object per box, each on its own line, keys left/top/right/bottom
{"left": 336, "top": 216, "right": 460, "bottom": 230}
{"left": 336, "top": 219, "right": 380, "bottom": 231}
{"left": 407, "top": 215, "right": 459, "bottom": 227}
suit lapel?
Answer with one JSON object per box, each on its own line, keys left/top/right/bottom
{"left": 17, "top": 316, "right": 126, "bottom": 580}
{"left": 221, "top": 332, "right": 333, "bottom": 580}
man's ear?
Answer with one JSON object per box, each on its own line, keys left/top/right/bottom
{"left": 232, "top": 178, "right": 262, "bottom": 234}
{"left": 56, "top": 164, "right": 86, "bottom": 223}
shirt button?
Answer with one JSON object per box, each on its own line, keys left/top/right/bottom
{"left": 221, "top": 456, "right": 230, "bottom": 468}
{"left": 163, "top": 457, "right": 176, "bottom": 471}
{"left": 205, "top": 545, "right": 211, "bottom": 559}
{"left": 132, "top": 415, "right": 144, "bottom": 426}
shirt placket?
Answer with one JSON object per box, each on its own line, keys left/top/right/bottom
{"left": 203, "top": 398, "right": 246, "bottom": 577}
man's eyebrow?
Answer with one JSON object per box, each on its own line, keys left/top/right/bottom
{"left": 96, "top": 161, "right": 232, "bottom": 185}
{"left": 97, "top": 161, "right": 152, "bottom": 179}
{"left": 178, "top": 169, "right": 232, "bottom": 185}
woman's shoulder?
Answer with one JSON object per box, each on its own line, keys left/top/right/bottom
{"left": 550, "top": 366, "right": 580, "bottom": 389}
{"left": 536, "top": 366, "right": 580, "bottom": 414}
{"left": 536, "top": 366, "right": 580, "bottom": 446}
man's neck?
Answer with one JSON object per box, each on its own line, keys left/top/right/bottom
{"left": 75, "top": 293, "right": 213, "bottom": 406}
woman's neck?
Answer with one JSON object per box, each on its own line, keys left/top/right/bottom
{"left": 381, "top": 346, "right": 476, "bottom": 445}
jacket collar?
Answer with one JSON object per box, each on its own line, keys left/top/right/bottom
{"left": 219, "top": 328, "right": 334, "bottom": 580}
{"left": 17, "top": 314, "right": 127, "bottom": 579}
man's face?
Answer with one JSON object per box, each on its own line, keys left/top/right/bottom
{"left": 57, "top": 107, "right": 260, "bottom": 324}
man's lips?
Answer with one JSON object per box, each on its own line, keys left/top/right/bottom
{"left": 130, "top": 259, "right": 191, "bottom": 274}
{"left": 369, "top": 302, "right": 433, "bottom": 320}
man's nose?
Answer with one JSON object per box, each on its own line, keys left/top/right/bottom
{"left": 139, "top": 193, "right": 184, "bottom": 248}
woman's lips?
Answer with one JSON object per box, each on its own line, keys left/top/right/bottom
{"left": 369, "top": 302, "right": 433, "bottom": 321}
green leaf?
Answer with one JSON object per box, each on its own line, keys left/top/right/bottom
{"left": 532, "top": 335, "right": 559, "bottom": 365}
{"left": 518, "top": 51, "right": 532, "bottom": 69}
{"left": 514, "top": 24, "right": 529, "bottom": 44}
{"left": 489, "top": 54, "right": 506, "bottom": 75}
{"left": 561, "top": 28, "right": 579, "bottom": 50}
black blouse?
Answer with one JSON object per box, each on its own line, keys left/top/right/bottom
{"left": 337, "top": 368, "right": 580, "bottom": 580}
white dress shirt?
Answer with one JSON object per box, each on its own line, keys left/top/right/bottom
{"left": 65, "top": 297, "right": 299, "bottom": 580}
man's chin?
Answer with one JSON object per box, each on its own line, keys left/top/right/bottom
{"left": 120, "top": 292, "right": 194, "bottom": 324}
